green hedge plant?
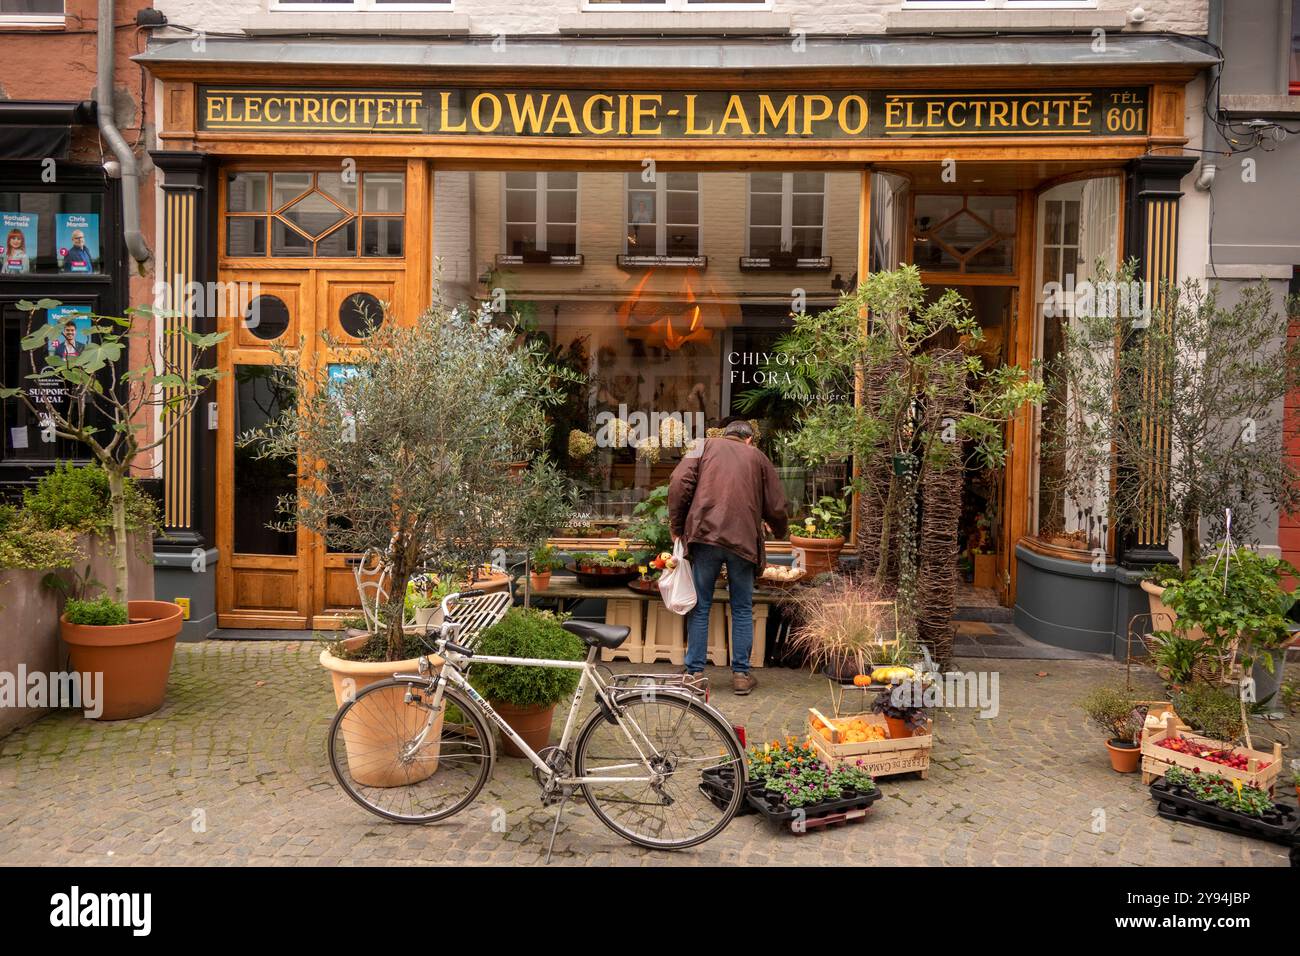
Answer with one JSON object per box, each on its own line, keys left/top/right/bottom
{"left": 470, "top": 609, "right": 585, "bottom": 708}
{"left": 64, "top": 595, "right": 130, "bottom": 627}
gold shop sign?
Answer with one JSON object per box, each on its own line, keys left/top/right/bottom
{"left": 199, "top": 87, "right": 1149, "bottom": 139}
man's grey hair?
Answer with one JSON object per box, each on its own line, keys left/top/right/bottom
{"left": 723, "top": 419, "right": 754, "bottom": 439}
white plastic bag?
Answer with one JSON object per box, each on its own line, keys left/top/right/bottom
{"left": 658, "top": 539, "right": 696, "bottom": 615}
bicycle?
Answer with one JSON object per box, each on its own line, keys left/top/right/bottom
{"left": 327, "top": 589, "right": 746, "bottom": 857}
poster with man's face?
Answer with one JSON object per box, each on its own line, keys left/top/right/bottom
{"left": 47, "top": 305, "right": 92, "bottom": 359}
{"left": 56, "top": 213, "right": 100, "bottom": 273}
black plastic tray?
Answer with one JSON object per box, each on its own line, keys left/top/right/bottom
{"left": 699, "top": 765, "right": 759, "bottom": 817}
{"left": 746, "top": 781, "right": 883, "bottom": 828}
{"left": 1149, "top": 778, "right": 1300, "bottom": 845}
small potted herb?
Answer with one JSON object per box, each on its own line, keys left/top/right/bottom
{"left": 530, "top": 544, "right": 559, "bottom": 591}
{"left": 1078, "top": 685, "right": 1147, "bottom": 772}
{"left": 788, "top": 490, "right": 849, "bottom": 576}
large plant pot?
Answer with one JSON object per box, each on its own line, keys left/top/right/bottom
{"left": 492, "top": 700, "right": 556, "bottom": 758}
{"left": 972, "top": 553, "right": 996, "bottom": 590}
{"left": 1105, "top": 739, "right": 1141, "bottom": 773}
{"left": 1251, "top": 650, "right": 1289, "bottom": 719}
{"left": 1140, "top": 580, "right": 1209, "bottom": 640}
{"left": 529, "top": 571, "right": 552, "bottom": 592}
{"left": 789, "top": 535, "right": 845, "bottom": 577}
{"left": 60, "top": 600, "right": 182, "bottom": 720}
{"left": 320, "top": 635, "right": 445, "bottom": 787}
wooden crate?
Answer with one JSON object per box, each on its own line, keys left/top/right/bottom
{"left": 1140, "top": 723, "right": 1284, "bottom": 794}
{"left": 807, "top": 708, "right": 933, "bottom": 779}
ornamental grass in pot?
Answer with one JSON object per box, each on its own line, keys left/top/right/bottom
{"left": 1078, "top": 685, "right": 1147, "bottom": 773}
{"left": 470, "top": 608, "right": 585, "bottom": 757}
{"left": 0, "top": 301, "right": 224, "bottom": 720}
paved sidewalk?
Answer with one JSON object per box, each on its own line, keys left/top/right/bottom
{"left": 0, "top": 641, "right": 1293, "bottom": 867}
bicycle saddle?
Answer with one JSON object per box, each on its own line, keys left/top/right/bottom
{"left": 562, "top": 619, "right": 630, "bottom": 649}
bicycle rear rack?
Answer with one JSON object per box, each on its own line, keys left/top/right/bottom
{"left": 611, "top": 672, "right": 709, "bottom": 701}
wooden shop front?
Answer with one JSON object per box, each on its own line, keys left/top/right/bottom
{"left": 141, "top": 43, "right": 1205, "bottom": 630}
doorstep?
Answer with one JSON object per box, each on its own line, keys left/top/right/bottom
{"left": 954, "top": 620, "right": 1110, "bottom": 661}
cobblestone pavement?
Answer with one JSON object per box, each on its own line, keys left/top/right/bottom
{"left": 0, "top": 641, "right": 1294, "bottom": 867}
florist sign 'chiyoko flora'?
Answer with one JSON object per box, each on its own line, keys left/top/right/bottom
{"left": 199, "top": 87, "right": 1150, "bottom": 139}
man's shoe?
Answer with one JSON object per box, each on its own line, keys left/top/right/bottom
{"left": 732, "top": 672, "right": 758, "bottom": 696}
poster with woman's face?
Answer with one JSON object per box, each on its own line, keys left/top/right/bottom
{"left": 56, "top": 213, "right": 100, "bottom": 273}
{"left": 1, "top": 212, "right": 37, "bottom": 275}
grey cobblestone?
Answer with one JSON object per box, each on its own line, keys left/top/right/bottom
{"left": 0, "top": 641, "right": 1293, "bottom": 866}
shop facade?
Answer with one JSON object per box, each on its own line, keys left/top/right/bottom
{"left": 138, "top": 24, "right": 1214, "bottom": 649}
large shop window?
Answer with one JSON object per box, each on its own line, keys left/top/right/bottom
{"left": 434, "top": 167, "right": 859, "bottom": 533}
{"left": 1029, "top": 175, "right": 1120, "bottom": 553}
{"left": 0, "top": 191, "right": 104, "bottom": 275}
{"left": 225, "top": 170, "right": 404, "bottom": 258}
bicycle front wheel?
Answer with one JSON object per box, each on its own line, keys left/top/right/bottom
{"left": 327, "top": 678, "right": 493, "bottom": 824}
{"left": 573, "top": 692, "right": 743, "bottom": 850}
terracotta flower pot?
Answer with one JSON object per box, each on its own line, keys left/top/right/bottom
{"left": 883, "top": 715, "right": 912, "bottom": 740}
{"left": 529, "top": 571, "right": 552, "bottom": 592}
{"left": 320, "top": 635, "right": 445, "bottom": 787}
{"left": 1105, "top": 739, "right": 1141, "bottom": 773}
{"left": 491, "top": 700, "right": 556, "bottom": 758}
{"left": 788, "top": 535, "right": 845, "bottom": 576}
{"left": 1140, "top": 580, "right": 1207, "bottom": 639}
{"left": 60, "top": 600, "right": 182, "bottom": 720}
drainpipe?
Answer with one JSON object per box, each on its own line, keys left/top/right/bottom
{"left": 97, "top": 0, "right": 151, "bottom": 268}
{"left": 1194, "top": 0, "right": 1224, "bottom": 192}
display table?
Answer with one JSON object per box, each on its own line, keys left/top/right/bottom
{"left": 527, "top": 575, "right": 788, "bottom": 667}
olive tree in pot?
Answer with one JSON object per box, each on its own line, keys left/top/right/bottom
{"left": 0, "top": 300, "right": 224, "bottom": 719}
{"left": 470, "top": 608, "right": 585, "bottom": 757}
{"left": 1048, "top": 271, "right": 1300, "bottom": 576}
{"left": 1078, "top": 685, "right": 1147, "bottom": 772}
{"left": 242, "top": 299, "right": 567, "bottom": 688}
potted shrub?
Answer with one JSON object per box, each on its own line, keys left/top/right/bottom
{"left": 1290, "top": 765, "right": 1300, "bottom": 801}
{"left": 470, "top": 608, "right": 585, "bottom": 757}
{"left": 788, "top": 492, "right": 849, "bottom": 576}
{"left": 1162, "top": 549, "right": 1296, "bottom": 732}
{"left": 0, "top": 300, "right": 223, "bottom": 720}
{"left": 1078, "top": 685, "right": 1146, "bottom": 772}
{"left": 529, "top": 545, "right": 559, "bottom": 592}
{"left": 787, "top": 575, "right": 905, "bottom": 682}
{"left": 871, "top": 677, "right": 929, "bottom": 740}
{"left": 1170, "top": 682, "right": 1246, "bottom": 744}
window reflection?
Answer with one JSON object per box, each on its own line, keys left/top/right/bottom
{"left": 435, "top": 168, "right": 860, "bottom": 531}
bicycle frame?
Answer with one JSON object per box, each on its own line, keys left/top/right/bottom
{"left": 425, "top": 647, "right": 681, "bottom": 787}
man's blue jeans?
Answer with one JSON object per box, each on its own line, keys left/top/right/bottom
{"left": 685, "top": 543, "right": 756, "bottom": 674}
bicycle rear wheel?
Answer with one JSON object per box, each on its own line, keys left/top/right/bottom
{"left": 573, "top": 692, "right": 743, "bottom": 850}
{"left": 327, "top": 678, "right": 493, "bottom": 824}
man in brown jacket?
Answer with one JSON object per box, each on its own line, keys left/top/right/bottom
{"left": 668, "top": 419, "right": 789, "bottom": 694}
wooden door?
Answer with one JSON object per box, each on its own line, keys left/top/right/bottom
{"left": 217, "top": 271, "right": 315, "bottom": 628}
{"left": 309, "top": 269, "right": 406, "bottom": 627}
{"left": 216, "top": 268, "right": 406, "bottom": 629}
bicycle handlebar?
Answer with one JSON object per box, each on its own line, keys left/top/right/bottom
{"left": 438, "top": 588, "right": 485, "bottom": 621}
